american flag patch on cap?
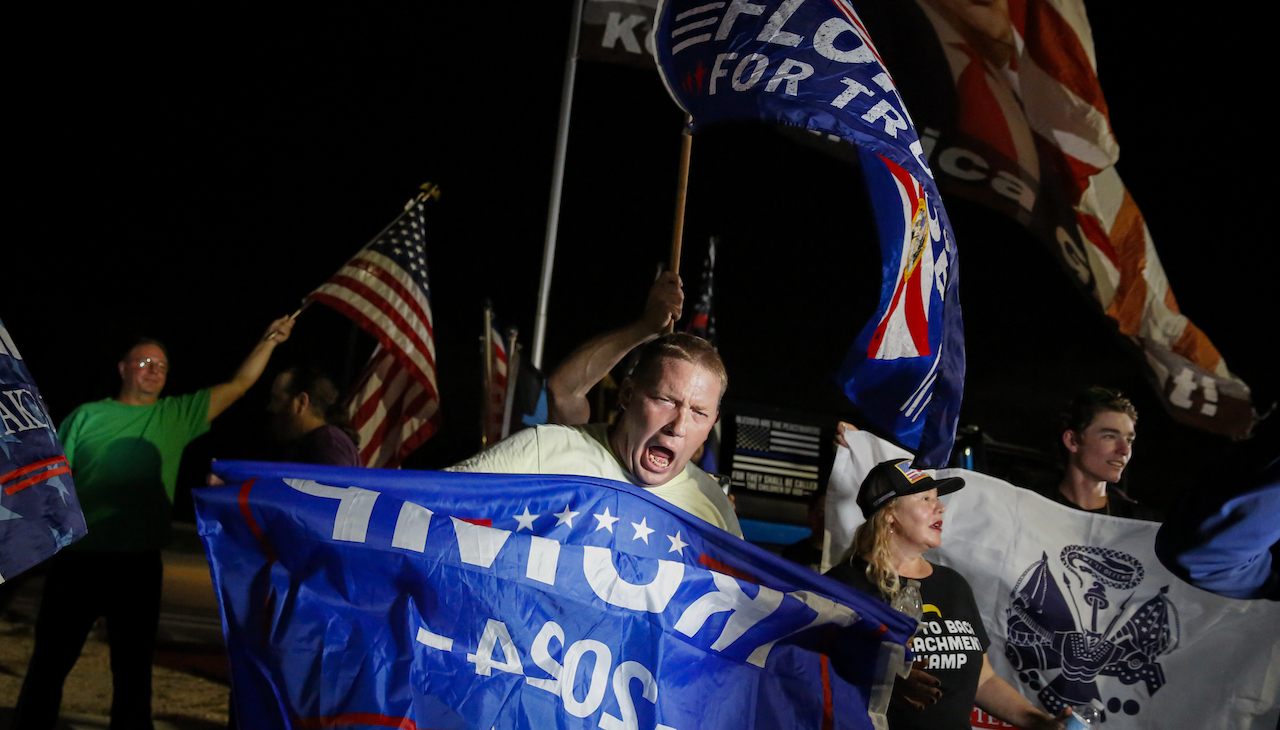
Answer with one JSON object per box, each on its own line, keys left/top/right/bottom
{"left": 894, "top": 461, "right": 929, "bottom": 483}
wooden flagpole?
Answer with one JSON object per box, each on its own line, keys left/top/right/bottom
{"left": 670, "top": 115, "right": 694, "bottom": 276}
{"left": 667, "top": 116, "right": 694, "bottom": 332}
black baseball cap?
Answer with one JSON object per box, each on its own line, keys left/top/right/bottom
{"left": 856, "top": 459, "right": 966, "bottom": 518}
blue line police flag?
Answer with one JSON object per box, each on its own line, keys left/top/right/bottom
{"left": 653, "top": 0, "right": 965, "bottom": 467}
{"left": 197, "top": 461, "right": 917, "bottom": 729}
{"left": 0, "top": 318, "right": 86, "bottom": 582}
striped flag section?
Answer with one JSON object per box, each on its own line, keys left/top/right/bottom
{"left": 309, "top": 198, "right": 440, "bottom": 468}
{"left": 1015, "top": 0, "right": 1243, "bottom": 415}
{"left": 483, "top": 326, "right": 508, "bottom": 448}
{"left": 915, "top": 0, "right": 1252, "bottom": 435}
{"left": 730, "top": 416, "right": 822, "bottom": 496}
{"left": 1, "top": 455, "right": 70, "bottom": 496}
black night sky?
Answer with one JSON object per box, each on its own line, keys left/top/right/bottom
{"left": 5, "top": 3, "right": 1274, "bottom": 519}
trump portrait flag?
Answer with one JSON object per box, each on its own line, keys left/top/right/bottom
{"left": 197, "top": 461, "right": 917, "bottom": 729}
{"left": 654, "top": 0, "right": 964, "bottom": 467}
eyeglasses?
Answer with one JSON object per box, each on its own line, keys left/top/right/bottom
{"left": 131, "top": 357, "right": 169, "bottom": 374}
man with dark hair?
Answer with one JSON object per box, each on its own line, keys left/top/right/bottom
{"left": 451, "top": 332, "right": 741, "bottom": 537}
{"left": 268, "top": 365, "right": 361, "bottom": 467}
{"left": 1036, "top": 386, "right": 1157, "bottom": 520}
{"left": 13, "top": 315, "right": 295, "bottom": 730}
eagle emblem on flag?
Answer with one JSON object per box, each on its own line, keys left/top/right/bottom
{"left": 1005, "top": 546, "right": 1179, "bottom": 717}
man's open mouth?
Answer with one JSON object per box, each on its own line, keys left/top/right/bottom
{"left": 646, "top": 446, "right": 674, "bottom": 470}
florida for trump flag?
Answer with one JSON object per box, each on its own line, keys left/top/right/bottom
{"left": 197, "top": 461, "right": 917, "bottom": 730}
{"left": 654, "top": 0, "right": 964, "bottom": 467}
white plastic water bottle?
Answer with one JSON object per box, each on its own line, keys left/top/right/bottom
{"left": 1065, "top": 699, "right": 1104, "bottom": 729}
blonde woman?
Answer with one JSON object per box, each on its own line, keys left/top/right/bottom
{"left": 826, "top": 459, "right": 1070, "bottom": 730}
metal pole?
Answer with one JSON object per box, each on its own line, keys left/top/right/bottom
{"left": 531, "top": 0, "right": 587, "bottom": 370}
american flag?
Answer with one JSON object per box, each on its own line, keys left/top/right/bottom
{"left": 729, "top": 415, "right": 822, "bottom": 497}
{"left": 684, "top": 236, "right": 716, "bottom": 346}
{"left": 482, "top": 324, "right": 508, "bottom": 449}
{"left": 308, "top": 196, "right": 440, "bottom": 468}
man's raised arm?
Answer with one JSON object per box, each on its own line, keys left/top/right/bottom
{"left": 208, "top": 314, "right": 295, "bottom": 422}
{"left": 547, "top": 272, "right": 683, "bottom": 425}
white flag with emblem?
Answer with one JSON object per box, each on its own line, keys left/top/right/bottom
{"left": 826, "top": 430, "right": 1280, "bottom": 730}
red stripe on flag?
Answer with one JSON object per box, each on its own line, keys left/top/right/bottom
{"left": 393, "top": 418, "right": 441, "bottom": 467}
{"left": 955, "top": 46, "right": 1019, "bottom": 164}
{"left": 310, "top": 293, "right": 436, "bottom": 389}
{"left": 344, "top": 255, "right": 437, "bottom": 338}
{"left": 311, "top": 202, "right": 441, "bottom": 468}
{"left": 0, "top": 455, "right": 67, "bottom": 485}
{"left": 351, "top": 355, "right": 403, "bottom": 430}
{"left": 903, "top": 269, "right": 930, "bottom": 357}
{"left": 292, "top": 713, "right": 419, "bottom": 729}
{"left": 829, "top": 0, "right": 888, "bottom": 71}
{"left": 327, "top": 267, "right": 436, "bottom": 348}
{"left": 237, "top": 477, "right": 277, "bottom": 563}
{"left": 3, "top": 465, "right": 71, "bottom": 495}
{"left": 316, "top": 278, "right": 437, "bottom": 371}
{"left": 389, "top": 400, "right": 442, "bottom": 467}
{"left": 238, "top": 478, "right": 264, "bottom": 542}
{"left": 697, "top": 554, "right": 760, "bottom": 584}
{"left": 820, "top": 653, "right": 834, "bottom": 730}
{"left": 315, "top": 297, "right": 440, "bottom": 410}
{"left": 311, "top": 294, "right": 422, "bottom": 375}
{"left": 350, "top": 367, "right": 398, "bottom": 434}
{"left": 1077, "top": 212, "right": 1118, "bottom": 268}
{"left": 1024, "top": 0, "right": 1109, "bottom": 120}
{"left": 371, "top": 387, "right": 412, "bottom": 456}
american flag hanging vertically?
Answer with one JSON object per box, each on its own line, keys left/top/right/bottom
{"left": 308, "top": 197, "right": 440, "bottom": 468}
{"left": 684, "top": 236, "right": 716, "bottom": 346}
{"left": 483, "top": 324, "right": 509, "bottom": 448}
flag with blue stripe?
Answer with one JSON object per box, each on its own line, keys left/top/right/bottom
{"left": 197, "top": 461, "right": 915, "bottom": 729}
{"left": 654, "top": 0, "right": 964, "bottom": 467}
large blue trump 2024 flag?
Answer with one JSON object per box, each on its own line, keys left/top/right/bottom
{"left": 653, "top": 0, "right": 964, "bottom": 467}
{"left": 0, "top": 318, "right": 86, "bottom": 582}
{"left": 197, "top": 462, "right": 915, "bottom": 729}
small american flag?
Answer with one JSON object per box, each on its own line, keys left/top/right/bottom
{"left": 729, "top": 416, "right": 822, "bottom": 497}
{"left": 684, "top": 236, "right": 716, "bottom": 346}
{"left": 308, "top": 195, "right": 440, "bottom": 468}
{"left": 482, "top": 324, "right": 508, "bottom": 449}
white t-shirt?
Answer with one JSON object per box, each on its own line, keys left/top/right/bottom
{"left": 449, "top": 423, "right": 742, "bottom": 538}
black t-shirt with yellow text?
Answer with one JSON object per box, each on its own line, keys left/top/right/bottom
{"left": 826, "top": 556, "right": 990, "bottom": 730}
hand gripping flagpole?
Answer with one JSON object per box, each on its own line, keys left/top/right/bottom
{"left": 667, "top": 115, "right": 694, "bottom": 333}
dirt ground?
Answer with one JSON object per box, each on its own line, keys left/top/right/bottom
{"left": 0, "top": 618, "right": 230, "bottom": 727}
